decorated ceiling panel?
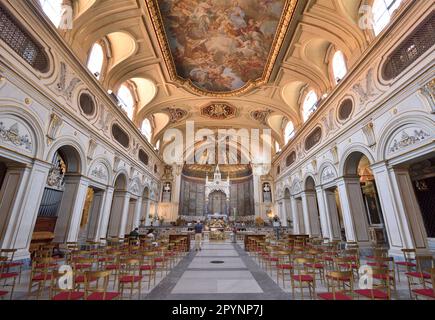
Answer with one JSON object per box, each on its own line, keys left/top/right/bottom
{"left": 146, "top": 0, "right": 298, "bottom": 96}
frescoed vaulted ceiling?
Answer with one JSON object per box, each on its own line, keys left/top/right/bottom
{"left": 147, "top": 0, "right": 296, "bottom": 95}
{"left": 60, "top": 0, "right": 370, "bottom": 152}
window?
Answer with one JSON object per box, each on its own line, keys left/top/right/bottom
{"left": 79, "top": 92, "right": 95, "bottom": 116}
{"left": 0, "top": 5, "right": 49, "bottom": 72}
{"left": 372, "top": 0, "right": 403, "bottom": 36}
{"left": 87, "top": 43, "right": 104, "bottom": 79}
{"left": 141, "top": 119, "right": 152, "bottom": 142}
{"left": 112, "top": 124, "right": 130, "bottom": 148}
{"left": 155, "top": 140, "right": 161, "bottom": 151}
{"left": 382, "top": 12, "right": 435, "bottom": 80}
{"left": 332, "top": 51, "right": 347, "bottom": 83}
{"left": 284, "top": 121, "right": 295, "bottom": 144}
{"left": 275, "top": 141, "right": 281, "bottom": 154}
{"left": 338, "top": 99, "right": 353, "bottom": 121}
{"left": 138, "top": 149, "right": 149, "bottom": 166}
{"left": 117, "top": 85, "right": 135, "bottom": 120}
{"left": 302, "top": 90, "right": 318, "bottom": 122}
{"left": 39, "top": 0, "right": 63, "bottom": 27}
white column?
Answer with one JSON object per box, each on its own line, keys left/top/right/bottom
{"left": 54, "top": 175, "right": 90, "bottom": 243}
{"left": 133, "top": 196, "right": 143, "bottom": 229}
{"left": 0, "top": 160, "right": 51, "bottom": 259}
{"left": 252, "top": 173, "right": 261, "bottom": 217}
{"left": 291, "top": 196, "right": 305, "bottom": 234}
{"left": 144, "top": 199, "right": 152, "bottom": 226}
{"left": 336, "top": 177, "right": 370, "bottom": 246}
{"left": 371, "top": 163, "right": 429, "bottom": 255}
{"left": 125, "top": 198, "right": 137, "bottom": 234}
{"left": 97, "top": 186, "right": 114, "bottom": 239}
{"left": 283, "top": 198, "right": 292, "bottom": 229}
{"left": 85, "top": 190, "right": 103, "bottom": 241}
{"left": 107, "top": 191, "right": 130, "bottom": 238}
{"left": 316, "top": 187, "right": 342, "bottom": 240}
{"left": 301, "top": 191, "right": 321, "bottom": 237}
{"left": 315, "top": 187, "right": 332, "bottom": 239}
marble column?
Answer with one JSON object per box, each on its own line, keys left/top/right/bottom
{"left": 290, "top": 196, "right": 305, "bottom": 234}
{"left": 107, "top": 190, "right": 130, "bottom": 238}
{"left": 336, "top": 176, "right": 370, "bottom": 246}
{"left": 301, "top": 191, "right": 321, "bottom": 237}
{"left": 85, "top": 189, "right": 105, "bottom": 241}
{"left": 371, "top": 163, "right": 429, "bottom": 255}
{"left": 96, "top": 186, "right": 114, "bottom": 239}
{"left": 0, "top": 160, "right": 50, "bottom": 260}
{"left": 316, "top": 187, "right": 342, "bottom": 240}
{"left": 54, "top": 175, "right": 90, "bottom": 243}
{"left": 132, "top": 196, "right": 143, "bottom": 229}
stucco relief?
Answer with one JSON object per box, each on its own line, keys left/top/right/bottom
{"left": 0, "top": 118, "right": 33, "bottom": 152}
{"left": 388, "top": 128, "right": 430, "bottom": 154}
{"left": 89, "top": 162, "right": 109, "bottom": 185}
{"left": 55, "top": 62, "right": 82, "bottom": 101}
{"left": 320, "top": 165, "right": 337, "bottom": 184}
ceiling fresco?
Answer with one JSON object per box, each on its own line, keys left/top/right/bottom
{"left": 147, "top": 0, "right": 298, "bottom": 96}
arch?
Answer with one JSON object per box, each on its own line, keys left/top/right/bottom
{"left": 112, "top": 170, "right": 128, "bottom": 189}
{"left": 284, "top": 187, "right": 291, "bottom": 199}
{"left": 376, "top": 113, "right": 435, "bottom": 161}
{"left": 0, "top": 104, "right": 45, "bottom": 159}
{"left": 45, "top": 137, "right": 87, "bottom": 175}
{"left": 106, "top": 31, "right": 137, "bottom": 71}
{"left": 339, "top": 144, "right": 376, "bottom": 177}
{"left": 303, "top": 174, "right": 318, "bottom": 191}
{"left": 142, "top": 185, "right": 150, "bottom": 199}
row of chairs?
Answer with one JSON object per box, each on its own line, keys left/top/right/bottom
{"left": 246, "top": 236, "right": 435, "bottom": 300}
{"left": 1, "top": 235, "right": 190, "bottom": 300}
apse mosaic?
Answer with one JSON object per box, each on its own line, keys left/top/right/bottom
{"left": 147, "top": 0, "right": 297, "bottom": 96}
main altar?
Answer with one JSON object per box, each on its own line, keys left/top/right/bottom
{"left": 205, "top": 165, "right": 230, "bottom": 216}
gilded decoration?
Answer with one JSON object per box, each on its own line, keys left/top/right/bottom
{"left": 145, "top": 0, "right": 298, "bottom": 97}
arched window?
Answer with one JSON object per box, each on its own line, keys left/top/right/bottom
{"left": 284, "top": 121, "right": 295, "bottom": 144}
{"left": 39, "top": 0, "right": 63, "bottom": 27}
{"left": 372, "top": 0, "right": 403, "bottom": 36}
{"left": 302, "top": 90, "right": 318, "bottom": 122}
{"left": 87, "top": 43, "right": 104, "bottom": 79}
{"left": 275, "top": 141, "right": 281, "bottom": 154}
{"left": 155, "top": 140, "right": 161, "bottom": 151}
{"left": 332, "top": 51, "right": 347, "bottom": 84}
{"left": 117, "top": 85, "right": 135, "bottom": 120}
{"left": 141, "top": 119, "right": 152, "bottom": 142}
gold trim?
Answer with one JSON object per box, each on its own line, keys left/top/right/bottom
{"left": 145, "top": 0, "right": 298, "bottom": 97}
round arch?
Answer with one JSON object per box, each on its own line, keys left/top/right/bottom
{"left": 45, "top": 137, "right": 87, "bottom": 175}
{"left": 339, "top": 144, "right": 375, "bottom": 177}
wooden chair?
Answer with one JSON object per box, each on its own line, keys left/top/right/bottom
{"left": 0, "top": 249, "right": 23, "bottom": 283}
{"left": 276, "top": 251, "right": 293, "bottom": 287}
{"left": 139, "top": 252, "right": 157, "bottom": 289}
{"left": 406, "top": 255, "right": 434, "bottom": 298}
{"left": 0, "top": 256, "right": 18, "bottom": 299}
{"left": 118, "top": 258, "right": 143, "bottom": 299}
{"left": 412, "top": 268, "right": 435, "bottom": 300}
{"left": 395, "top": 248, "right": 416, "bottom": 282}
{"left": 290, "top": 257, "right": 316, "bottom": 299}
{"left": 354, "top": 268, "right": 392, "bottom": 300}
{"left": 84, "top": 271, "right": 120, "bottom": 300}
{"left": 318, "top": 271, "right": 354, "bottom": 300}
{"left": 50, "top": 270, "right": 84, "bottom": 300}
{"left": 28, "top": 257, "right": 56, "bottom": 299}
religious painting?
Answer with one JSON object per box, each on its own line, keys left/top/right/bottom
{"left": 162, "top": 182, "right": 172, "bottom": 202}
{"left": 147, "top": 0, "right": 297, "bottom": 95}
{"left": 263, "top": 182, "right": 272, "bottom": 202}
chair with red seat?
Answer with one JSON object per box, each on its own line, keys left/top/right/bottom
{"left": 72, "top": 257, "right": 95, "bottom": 290}
{"left": 84, "top": 270, "right": 120, "bottom": 300}
{"left": 276, "top": 251, "right": 293, "bottom": 287}
{"left": 49, "top": 270, "right": 84, "bottom": 300}
{"left": 318, "top": 271, "right": 354, "bottom": 300}
{"left": 412, "top": 268, "right": 435, "bottom": 300}
{"left": 0, "top": 249, "right": 24, "bottom": 284}
{"left": 406, "top": 255, "right": 434, "bottom": 298}
{"left": 354, "top": 268, "right": 393, "bottom": 300}
{"left": 118, "top": 258, "right": 143, "bottom": 299}
{"left": 0, "top": 256, "right": 18, "bottom": 299}
{"left": 395, "top": 248, "right": 417, "bottom": 282}
{"left": 28, "top": 257, "right": 57, "bottom": 299}
{"left": 139, "top": 251, "right": 157, "bottom": 290}
{"left": 291, "top": 257, "right": 317, "bottom": 299}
